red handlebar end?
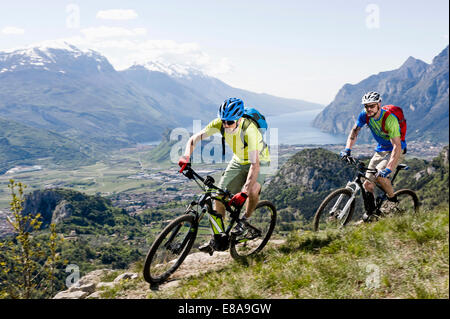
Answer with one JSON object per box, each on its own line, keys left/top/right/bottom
{"left": 179, "top": 163, "right": 187, "bottom": 173}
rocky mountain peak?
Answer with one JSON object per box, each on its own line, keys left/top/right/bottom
{"left": 0, "top": 42, "right": 113, "bottom": 75}
{"left": 313, "top": 45, "right": 449, "bottom": 142}
{"left": 130, "top": 60, "right": 206, "bottom": 79}
{"left": 428, "top": 45, "right": 449, "bottom": 74}
{"left": 397, "top": 56, "right": 428, "bottom": 79}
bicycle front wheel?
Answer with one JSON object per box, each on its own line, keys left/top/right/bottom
{"left": 313, "top": 188, "right": 355, "bottom": 231}
{"left": 143, "top": 214, "right": 197, "bottom": 285}
{"left": 229, "top": 200, "right": 277, "bottom": 261}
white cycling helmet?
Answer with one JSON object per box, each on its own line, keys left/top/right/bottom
{"left": 361, "top": 91, "right": 381, "bottom": 104}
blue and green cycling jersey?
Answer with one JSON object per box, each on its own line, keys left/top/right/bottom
{"left": 356, "top": 109, "right": 407, "bottom": 152}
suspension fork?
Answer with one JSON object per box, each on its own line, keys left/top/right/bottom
{"left": 334, "top": 180, "right": 359, "bottom": 219}
{"left": 329, "top": 182, "right": 357, "bottom": 217}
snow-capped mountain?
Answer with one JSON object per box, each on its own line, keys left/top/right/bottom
{"left": 0, "top": 42, "right": 169, "bottom": 147}
{"left": 0, "top": 42, "right": 322, "bottom": 153}
{"left": 136, "top": 60, "right": 206, "bottom": 79}
{"left": 0, "top": 41, "right": 114, "bottom": 75}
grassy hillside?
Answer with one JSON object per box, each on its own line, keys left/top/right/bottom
{"left": 394, "top": 146, "right": 449, "bottom": 209}
{"left": 146, "top": 207, "right": 448, "bottom": 299}
{"left": 0, "top": 117, "right": 94, "bottom": 173}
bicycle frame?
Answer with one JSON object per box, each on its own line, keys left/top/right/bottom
{"left": 186, "top": 192, "right": 241, "bottom": 236}
{"left": 144, "top": 164, "right": 277, "bottom": 287}
{"left": 337, "top": 158, "right": 408, "bottom": 217}
{"left": 180, "top": 164, "right": 245, "bottom": 245}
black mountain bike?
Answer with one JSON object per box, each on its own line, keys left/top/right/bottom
{"left": 143, "top": 164, "right": 277, "bottom": 286}
{"left": 313, "top": 156, "right": 420, "bottom": 231}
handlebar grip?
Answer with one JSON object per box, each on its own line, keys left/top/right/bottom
{"left": 179, "top": 162, "right": 192, "bottom": 174}
{"left": 179, "top": 163, "right": 187, "bottom": 173}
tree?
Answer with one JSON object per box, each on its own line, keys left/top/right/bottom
{"left": 0, "top": 180, "right": 64, "bottom": 299}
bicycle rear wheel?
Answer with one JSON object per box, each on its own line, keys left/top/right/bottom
{"left": 313, "top": 188, "right": 355, "bottom": 231}
{"left": 380, "top": 189, "right": 420, "bottom": 215}
{"left": 143, "top": 214, "right": 197, "bottom": 285}
{"left": 229, "top": 200, "right": 277, "bottom": 261}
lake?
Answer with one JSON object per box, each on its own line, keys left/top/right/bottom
{"left": 140, "top": 108, "right": 347, "bottom": 147}
{"left": 266, "top": 108, "right": 346, "bottom": 145}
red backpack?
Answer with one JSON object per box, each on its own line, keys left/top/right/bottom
{"left": 366, "top": 105, "right": 407, "bottom": 141}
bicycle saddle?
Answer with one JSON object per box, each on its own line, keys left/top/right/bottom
{"left": 397, "top": 164, "right": 409, "bottom": 170}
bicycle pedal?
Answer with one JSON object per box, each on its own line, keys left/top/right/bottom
{"left": 199, "top": 242, "right": 215, "bottom": 255}
{"left": 199, "top": 246, "right": 214, "bottom": 256}
{"left": 362, "top": 213, "right": 370, "bottom": 222}
{"left": 231, "top": 222, "right": 247, "bottom": 236}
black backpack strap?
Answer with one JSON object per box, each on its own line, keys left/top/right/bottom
{"left": 220, "top": 124, "right": 225, "bottom": 162}
{"left": 240, "top": 118, "right": 251, "bottom": 148}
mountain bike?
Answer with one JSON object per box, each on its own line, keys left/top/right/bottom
{"left": 313, "top": 156, "right": 420, "bottom": 231}
{"left": 143, "top": 163, "right": 277, "bottom": 286}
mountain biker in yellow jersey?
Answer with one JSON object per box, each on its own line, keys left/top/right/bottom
{"left": 178, "top": 98, "right": 270, "bottom": 254}
{"left": 340, "top": 91, "right": 407, "bottom": 222}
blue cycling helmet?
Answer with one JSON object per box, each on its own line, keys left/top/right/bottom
{"left": 218, "top": 98, "right": 244, "bottom": 121}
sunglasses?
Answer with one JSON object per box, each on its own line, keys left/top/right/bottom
{"left": 222, "top": 120, "right": 236, "bottom": 125}
{"left": 364, "top": 103, "right": 378, "bottom": 110}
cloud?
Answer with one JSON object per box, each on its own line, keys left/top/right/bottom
{"left": 122, "top": 40, "right": 233, "bottom": 75}
{"left": 80, "top": 26, "right": 147, "bottom": 39}
{"left": 17, "top": 34, "right": 232, "bottom": 77}
{"left": 96, "top": 9, "right": 138, "bottom": 20}
{"left": 1, "top": 26, "right": 25, "bottom": 35}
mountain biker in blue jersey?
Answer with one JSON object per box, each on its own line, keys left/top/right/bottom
{"left": 178, "top": 98, "right": 270, "bottom": 254}
{"left": 340, "top": 91, "right": 407, "bottom": 222}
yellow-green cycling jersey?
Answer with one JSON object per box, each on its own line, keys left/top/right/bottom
{"left": 203, "top": 118, "right": 270, "bottom": 165}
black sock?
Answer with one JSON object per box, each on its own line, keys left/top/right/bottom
{"left": 367, "top": 192, "right": 376, "bottom": 213}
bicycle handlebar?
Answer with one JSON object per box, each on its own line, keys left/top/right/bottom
{"left": 180, "top": 163, "right": 232, "bottom": 198}
{"left": 343, "top": 156, "right": 378, "bottom": 174}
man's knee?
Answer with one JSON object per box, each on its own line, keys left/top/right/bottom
{"left": 215, "top": 200, "right": 225, "bottom": 216}
{"left": 248, "top": 182, "right": 261, "bottom": 198}
{"left": 363, "top": 180, "right": 375, "bottom": 192}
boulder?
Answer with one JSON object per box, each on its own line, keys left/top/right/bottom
{"left": 53, "top": 290, "right": 89, "bottom": 299}
{"left": 86, "top": 291, "right": 104, "bottom": 299}
{"left": 76, "top": 269, "right": 113, "bottom": 286}
{"left": 68, "top": 282, "right": 96, "bottom": 294}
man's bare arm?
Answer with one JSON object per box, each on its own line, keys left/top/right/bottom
{"left": 242, "top": 150, "right": 260, "bottom": 194}
{"left": 183, "top": 129, "right": 208, "bottom": 158}
{"left": 345, "top": 125, "right": 361, "bottom": 150}
{"left": 386, "top": 136, "right": 402, "bottom": 171}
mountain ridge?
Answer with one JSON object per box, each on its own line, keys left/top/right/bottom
{"left": 0, "top": 42, "right": 323, "bottom": 155}
{"left": 313, "top": 45, "right": 449, "bottom": 142}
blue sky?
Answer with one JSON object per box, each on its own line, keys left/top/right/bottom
{"left": 0, "top": 0, "right": 448, "bottom": 105}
